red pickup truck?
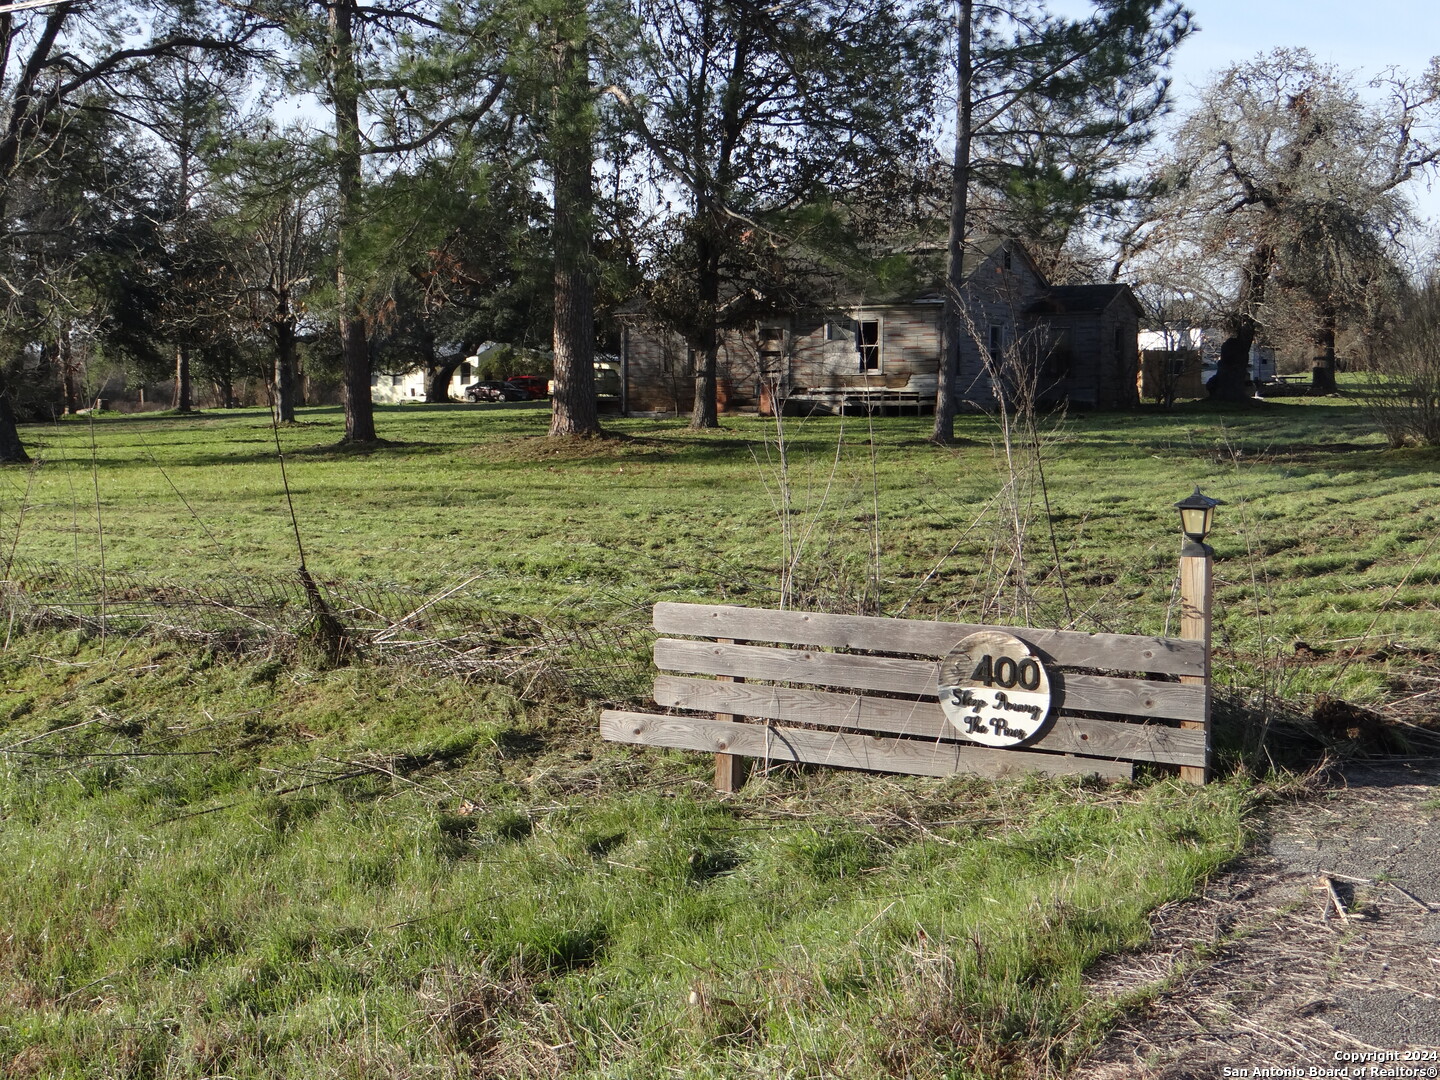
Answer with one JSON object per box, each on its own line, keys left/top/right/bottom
{"left": 505, "top": 375, "right": 548, "bottom": 399}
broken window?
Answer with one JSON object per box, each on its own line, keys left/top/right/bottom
{"left": 856, "top": 319, "right": 881, "bottom": 371}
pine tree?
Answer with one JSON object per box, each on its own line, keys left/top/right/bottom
{"left": 931, "top": 0, "right": 1192, "bottom": 442}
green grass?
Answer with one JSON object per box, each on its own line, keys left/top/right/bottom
{"left": 0, "top": 393, "right": 1425, "bottom": 1076}
{"left": 5, "top": 394, "right": 1438, "bottom": 700}
{"left": 0, "top": 634, "right": 1248, "bottom": 1079}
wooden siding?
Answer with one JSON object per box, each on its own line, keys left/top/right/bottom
{"left": 787, "top": 307, "right": 942, "bottom": 392}
{"left": 622, "top": 325, "right": 694, "bottom": 413}
{"left": 1024, "top": 304, "right": 1139, "bottom": 410}
{"left": 1139, "top": 350, "right": 1205, "bottom": 401}
{"left": 619, "top": 242, "right": 1141, "bottom": 412}
{"left": 954, "top": 245, "right": 1052, "bottom": 408}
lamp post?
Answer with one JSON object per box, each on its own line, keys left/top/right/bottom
{"left": 1174, "top": 487, "right": 1218, "bottom": 784}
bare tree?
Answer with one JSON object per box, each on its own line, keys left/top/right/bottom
{"left": 218, "top": 128, "right": 330, "bottom": 423}
{"left": 1136, "top": 50, "right": 1440, "bottom": 400}
{"left": 1358, "top": 275, "right": 1440, "bottom": 447}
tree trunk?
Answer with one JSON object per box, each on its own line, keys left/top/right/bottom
{"left": 547, "top": 0, "right": 601, "bottom": 438}
{"left": 0, "top": 369, "right": 29, "bottom": 463}
{"left": 426, "top": 359, "right": 463, "bottom": 402}
{"left": 1211, "top": 244, "right": 1270, "bottom": 402}
{"left": 58, "top": 323, "right": 78, "bottom": 415}
{"left": 1211, "top": 335, "right": 1252, "bottom": 402}
{"left": 690, "top": 230, "right": 720, "bottom": 429}
{"left": 172, "top": 342, "right": 193, "bottom": 412}
{"left": 933, "top": 0, "right": 972, "bottom": 444}
{"left": 1311, "top": 305, "right": 1338, "bottom": 393}
{"left": 330, "top": 0, "right": 377, "bottom": 443}
{"left": 274, "top": 318, "right": 298, "bottom": 422}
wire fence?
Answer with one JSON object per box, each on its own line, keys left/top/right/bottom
{"left": 0, "top": 560, "right": 656, "bottom": 704}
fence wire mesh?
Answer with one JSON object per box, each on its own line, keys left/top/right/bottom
{"left": 0, "top": 560, "right": 655, "bottom": 703}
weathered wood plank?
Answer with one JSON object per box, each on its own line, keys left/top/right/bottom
{"left": 653, "top": 639, "right": 1207, "bottom": 723}
{"left": 1178, "top": 552, "right": 1213, "bottom": 785}
{"left": 653, "top": 602, "right": 1204, "bottom": 676}
{"left": 652, "top": 675, "right": 1207, "bottom": 767}
{"left": 600, "top": 710, "right": 1134, "bottom": 781}
{"left": 713, "top": 637, "right": 745, "bottom": 793}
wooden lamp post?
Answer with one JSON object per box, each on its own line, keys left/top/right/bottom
{"left": 1175, "top": 487, "right": 1219, "bottom": 784}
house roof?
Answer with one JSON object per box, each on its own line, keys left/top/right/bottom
{"left": 814, "top": 238, "right": 1044, "bottom": 309}
{"left": 1026, "top": 284, "right": 1140, "bottom": 316}
{"left": 618, "top": 239, "right": 1149, "bottom": 321}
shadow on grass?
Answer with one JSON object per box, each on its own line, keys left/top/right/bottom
{"left": 31, "top": 435, "right": 469, "bottom": 471}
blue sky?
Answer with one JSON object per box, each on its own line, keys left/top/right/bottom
{"left": 1161, "top": 0, "right": 1439, "bottom": 94}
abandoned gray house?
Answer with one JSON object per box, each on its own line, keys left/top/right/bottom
{"left": 618, "top": 240, "right": 1142, "bottom": 414}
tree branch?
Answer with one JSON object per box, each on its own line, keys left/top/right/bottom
{"left": 363, "top": 74, "right": 508, "bottom": 156}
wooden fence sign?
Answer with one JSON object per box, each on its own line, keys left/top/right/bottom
{"left": 599, "top": 600, "right": 1212, "bottom": 789}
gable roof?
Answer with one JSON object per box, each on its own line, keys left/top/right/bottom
{"left": 616, "top": 238, "right": 1080, "bottom": 318}
{"left": 1026, "top": 284, "right": 1142, "bottom": 317}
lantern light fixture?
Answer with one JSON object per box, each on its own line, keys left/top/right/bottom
{"left": 1175, "top": 487, "right": 1220, "bottom": 555}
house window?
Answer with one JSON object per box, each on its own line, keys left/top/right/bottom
{"left": 988, "top": 324, "right": 1004, "bottom": 361}
{"left": 1044, "top": 332, "right": 1073, "bottom": 379}
{"left": 391, "top": 374, "right": 402, "bottom": 387}
{"left": 460, "top": 362, "right": 472, "bottom": 382}
{"left": 1002, "top": 246, "right": 1012, "bottom": 271}
{"left": 856, "top": 319, "right": 881, "bottom": 371}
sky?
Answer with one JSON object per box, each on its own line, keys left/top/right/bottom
{"left": 1045, "top": 0, "right": 1440, "bottom": 90}
{"left": 1050, "top": 0, "right": 1440, "bottom": 224}
{"left": 1158, "top": 0, "right": 1440, "bottom": 96}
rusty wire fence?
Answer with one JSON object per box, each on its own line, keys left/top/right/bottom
{"left": 0, "top": 560, "right": 656, "bottom": 703}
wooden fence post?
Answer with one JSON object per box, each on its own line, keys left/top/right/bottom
{"left": 713, "top": 638, "right": 747, "bottom": 793}
{"left": 1177, "top": 546, "right": 1213, "bottom": 785}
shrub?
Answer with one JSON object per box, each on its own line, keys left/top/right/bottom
{"left": 1358, "top": 276, "right": 1440, "bottom": 447}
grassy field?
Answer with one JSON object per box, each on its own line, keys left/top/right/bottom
{"left": 6, "top": 393, "right": 1439, "bottom": 698}
{"left": 0, "top": 633, "right": 1248, "bottom": 1079}
{"left": 0, "top": 394, "right": 1430, "bottom": 1077}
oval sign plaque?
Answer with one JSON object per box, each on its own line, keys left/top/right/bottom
{"left": 938, "top": 631, "right": 1053, "bottom": 748}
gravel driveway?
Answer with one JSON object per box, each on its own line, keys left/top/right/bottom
{"left": 1079, "top": 761, "right": 1440, "bottom": 1078}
